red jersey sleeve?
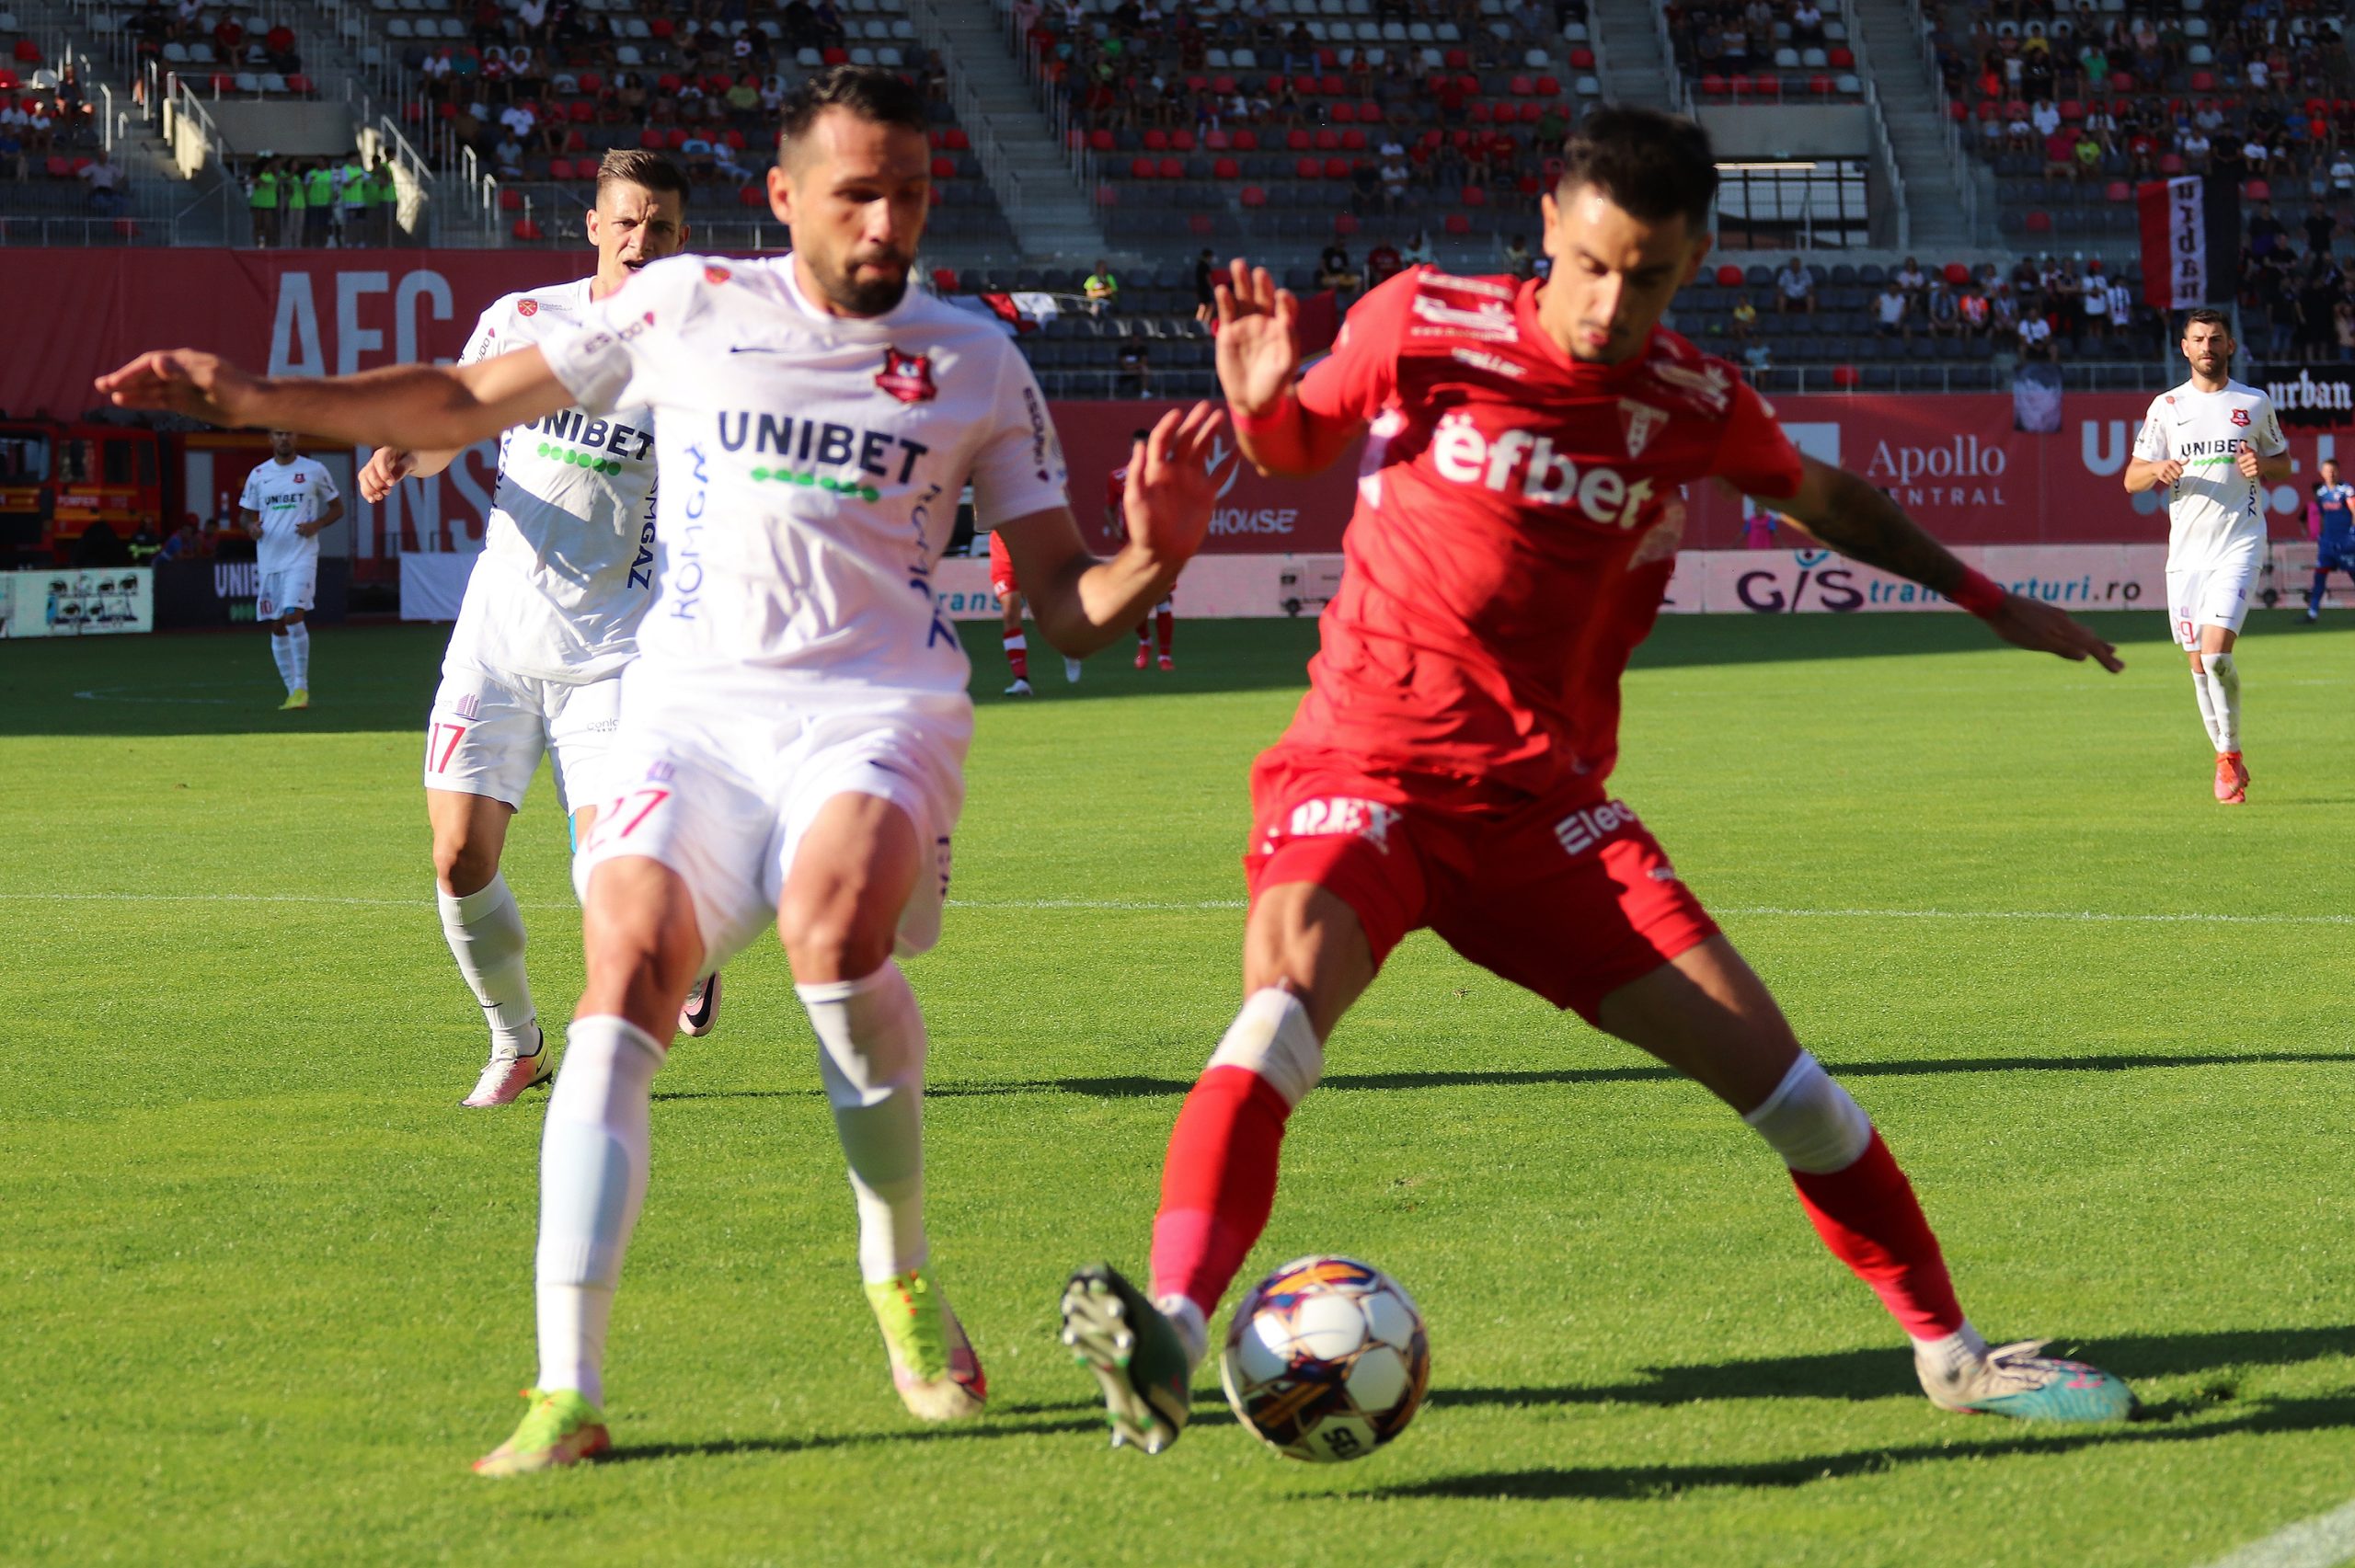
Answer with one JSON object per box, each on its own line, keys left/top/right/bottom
{"left": 1712, "top": 378, "right": 1806, "bottom": 500}
{"left": 1295, "top": 268, "right": 1422, "bottom": 426}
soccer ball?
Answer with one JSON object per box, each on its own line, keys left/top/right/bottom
{"left": 1219, "top": 1254, "right": 1430, "bottom": 1462}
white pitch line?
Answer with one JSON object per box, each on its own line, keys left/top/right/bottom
{"left": 2196, "top": 1498, "right": 2355, "bottom": 1568}
{"left": 3, "top": 890, "right": 2355, "bottom": 928}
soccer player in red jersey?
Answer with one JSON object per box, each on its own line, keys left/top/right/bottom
{"left": 1062, "top": 108, "right": 2137, "bottom": 1452}
{"left": 988, "top": 525, "right": 1083, "bottom": 694}
{"left": 1106, "top": 431, "right": 1177, "bottom": 670}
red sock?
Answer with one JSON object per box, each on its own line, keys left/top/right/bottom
{"left": 1150, "top": 1065, "right": 1293, "bottom": 1316}
{"left": 1155, "top": 607, "right": 1175, "bottom": 658}
{"left": 1787, "top": 1131, "right": 1965, "bottom": 1340}
{"left": 1137, "top": 620, "right": 1152, "bottom": 648}
{"left": 1002, "top": 631, "right": 1028, "bottom": 681}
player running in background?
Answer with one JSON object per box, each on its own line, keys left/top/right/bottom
{"left": 2122, "top": 309, "right": 2291, "bottom": 805}
{"left": 359, "top": 150, "right": 714, "bottom": 1110}
{"left": 989, "top": 522, "right": 1084, "bottom": 692}
{"left": 1106, "top": 429, "right": 1176, "bottom": 670}
{"left": 1063, "top": 107, "right": 2139, "bottom": 1456}
{"left": 236, "top": 429, "right": 342, "bottom": 711}
{"left": 98, "top": 65, "right": 1224, "bottom": 1476}
{"left": 2303, "top": 458, "right": 2353, "bottom": 623}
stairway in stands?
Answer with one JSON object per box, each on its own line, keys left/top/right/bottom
{"left": 925, "top": 0, "right": 1108, "bottom": 263}
{"left": 1586, "top": 0, "right": 1677, "bottom": 112}
{"left": 1847, "top": 0, "right": 1976, "bottom": 250}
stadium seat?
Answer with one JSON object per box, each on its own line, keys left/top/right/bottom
{"left": 512, "top": 218, "right": 544, "bottom": 240}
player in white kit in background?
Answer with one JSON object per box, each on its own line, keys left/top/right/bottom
{"left": 93, "top": 65, "right": 1227, "bottom": 1476}
{"left": 236, "top": 429, "right": 342, "bottom": 710}
{"left": 2123, "top": 308, "right": 2292, "bottom": 805}
{"left": 357, "top": 150, "right": 714, "bottom": 1110}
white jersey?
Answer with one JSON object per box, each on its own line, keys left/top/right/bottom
{"left": 538, "top": 253, "right": 1069, "bottom": 700}
{"left": 238, "top": 455, "right": 338, "bottom": 577}
{"left": 2132, "top": 379, "right": 2288, "bottom": 570}
{"left": 446, "top": 278, "right": 660, "bottom": 683}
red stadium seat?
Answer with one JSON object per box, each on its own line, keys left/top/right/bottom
{"left": 2244, "top": 178, "right": 2269, "bottom": 201}
{"left": 1332, "top": 101, "right": 1357, "bottom": 123}
{"left": 548, "top": 157, "right": 577, "bottom": 180}
{"left": 1467, "top": 102, "right": 1491, "bottom": 124}
{"left": 932, "top": 155, "right": 956, "bottom": 178}
{"left": 1213, "top": 155, "right": 1240, "bottom": 178}
{"left": 1322, "top": 155, "right": 1350, "bottom": 178}
{"left": 1088, "top": 129, "right": 1114, "bottom": 152}
{"left": 1944, "top": 262, "right": 1970, "bottom": 285}
{"left": 1204, "top": 129, "right": 1230, "bottom": 150}
{"left": 1810, "top": 74, "right": 1832, "bottom": 96}
{"left": 1716, "top": 263, "right": 1744, "bottom": 286}
{"left": 1188, "top": 212, "right": 1213, "bottom": 235}
{"left": 1287, "top": 129, "right": 1312, "bottom": 151}
{"left": 932, "top": 268, "right": 959, "bottom": 292}
{"left": 647, "top": 17, "right": 672, "bottom": 37}
{"left": 1461, "top": 185, "right": 1487, "bottom": 207}
{"left": 569, "top": 101, "right": 594, "bottom": 122}
{"left": 1827, "top": 47, "right": 1852, "bottom": 68}
{"left": 1157, "top": 155, "right": 1183, "bottom": 178}
{"left": 2025, "top": 209, "right": 2051, "bottom": 233}
{"left": 1568, "top": 47, "right": 1593, "bottom": 69}
{"left": 1292, "top": 74, "right": 1317, "bottom": 95}
{"left": 1319, "top": 74, "right": 1344, "bottom": 95}
{"left": 43, "top": 155, "right": 69, "bottom": 178}
{"left": 1444, "top": 213, "right": 1471, "bottom": 235}
{"left": 1519, "top": 102, "right": 1545, "bottom": 123}
{"left": 1314, "top": 128, "right": 1339, "bottom": 150}
{"left": 1509, "top": 74, "right": 1534, "bottom": 95}
{"left": 1210, "top": 74, "right": 1235, "bottom": 95}
{"left": 1831, "top": 364, "right": 1860, "bottom": 388}
{"left": 562, "top": 129, "right": 586, "bottom": 154}
{"left": 665, "top": 127, "right": 687, "bottom": 150}
{"left": 2159, "top": 153, "right": 2185, "bottom": 175}
{"left": 0, "top": 70, "right": 17, "bottom": 89}
{"left": 1947, "top": 99, "right": 1966, "bottom": 121}
{"left": 638, "top": 128, "right": 665, "bottom": 149}
{"left": 1295, "top": 155, "right": 1321, "bottom": 177}
{"left": 656, "top": 72, "right": 683, "bottom": 92}
{"left": 1240, "top": 184, "right": 1266, "bottom": 206}
{"left": 1143, "top": 129, "right": 1169, "bottom": 151}
{"left": 1340, "top": 129, "right": 1366, "bottom": 150}
{"left": 1171, "top": 129, "right": 1196, "bottom": 151}
{"left": 576, "top": 71, "right": 602, "bottom": 94}
{"left": 2103, "top": 180, "right": 2131, "bottom": 202}
{"left": 1129, "top": 156, "right": 1155, "bottom": 177}
{"left": 1443, "top": 48, "right": 1468, "bottom": 68}
{"left": 1334, "top": 212, "right": 1359, "bottom": 235}
{"left": 1232, "top": 130, "right": 1258, "bottom": 151}
{"left": 738, "top": 182, "right": 765, "bottom": 207}
{"left": 500, "top": 187, "right": 523, "bottom": 212}
{"left": 512, "top": 218, "right": 545, "bottom": 241}
{"left": 821, "top": 47, "right": 848, "bottom": 64}
{"left": 13, "top": 40, "right": 41, "bottom": 63}
{"left": 1702, "top": 74, "right": 1728, "bottom": 97}
{"left": 287, "top": 73, "right": 314, "bottom": 96}
{"left": 1535, "top": 75, "right": 1558, "bottom": 96}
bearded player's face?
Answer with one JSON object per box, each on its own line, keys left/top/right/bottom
{"left": 1538, "top": 183, "right": 1711, "bottom": 365}
{"left": 770, "top": 108, "right": 930, "bottom": 317}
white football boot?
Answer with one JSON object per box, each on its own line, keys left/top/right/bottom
{"left": 460, "top": 1025, "right": 554, "bottom": 1108}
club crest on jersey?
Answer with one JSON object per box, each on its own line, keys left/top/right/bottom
{"left": 1618, "top": 399, "right": 1668, "bottom": 460}
{"left": 705, "top": 264, "right": 733, "bottom": 284}
{"left": 2231, "top": 407, "right": 2251, "bottom": 427}
{"left": 876, "top": 348, "right": 938, "bottom": 404}
{"left": 517, "top": 299, "right": 538, "bottom": 317}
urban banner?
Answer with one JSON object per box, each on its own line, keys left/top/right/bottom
{"left": 2, "top": 250, "right": 2347, "bottom": 561}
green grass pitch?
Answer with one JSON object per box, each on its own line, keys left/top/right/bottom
{"left": 4, "top": 611, "right": 2351, "bottom": 1567}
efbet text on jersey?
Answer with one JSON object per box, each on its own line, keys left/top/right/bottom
{"left": 1430, "top": 414, "right": 1656, "bottom": 527}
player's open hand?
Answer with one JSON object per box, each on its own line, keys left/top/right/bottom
{"left": 360, "top": 446, "right": 417, "bottom": 503}
{"left": 1121, "top": 401, "right": 1228, "bottom": 570}
{"left": 1983, "top": 591, "right": 2124, "bottom": 673}
{"left": 2234, "top": 441, "right": 2262, "bottom": 480}
{"left": 1213, "top": 258, "right": 1300, "bottom": 418}
{"left": 94, "top": 349, "right": 260, "bottom": 429}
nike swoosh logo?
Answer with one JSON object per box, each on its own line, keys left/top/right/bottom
{"left": 728, "top": 345, "right": 795, "bottom": 355}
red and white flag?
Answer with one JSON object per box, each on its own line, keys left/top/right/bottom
{"left": 2137, "top": 176, "right": 2242, "bottom": 310}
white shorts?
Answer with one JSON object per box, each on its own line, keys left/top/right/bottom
{"left": 571, "top": 681, "right": 972, "bottom": 972}
{"left": 423, "top": 661, "right": 626, "bottom": 815}
{"left": 2166, "top": 552, "right": 2258, "bottom": 648}
{"left": 257, "top": 563, "right": 317, "bottom": 621}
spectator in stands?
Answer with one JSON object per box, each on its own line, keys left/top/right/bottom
{"left": 1365, "top": 238, "right": 1403, "bottom": 290}
{"left": 2330, "top": 151, "right": 2354, "bottom": 210}
{"left": 1085, "top": 259, "right": 1120, "bottom": 315}
{"left": 1379, "top": 149, "right": 1409, "bottom": 214}
{"left": 2072, "top": 127, "right": 2103, "bottom": 182}
{"left": 2336, "top": 297, "right": 2355, "bottom": 363}
{"left": 1791, "top": 0, "right": 1823, "bottom": 47}
{"left": 1730, "top": 293, "right": 1757, "bottom": 342}
{"left": 158, "top": 521, "right": 201, "bottom": 561}
{"left": 1191, "top": 248, "right": 1218, "bottom": 324}
{"left": 1893, "top": 256, "right": 1928, "bottom": 302}
{"left": 171, "top": 0, "right": 199, "bottom": 40}
{"left": 1316, "top": 241, "right": 1361, "bottom": 293}
{"left": 2304, "top": 203, "right": 2340, "bottom": 259}
{"left": 367, "top": 155, "right": 396, "bottom": 246}
{"left": 1742, "top": 338, "right": 1771, "bottom": 372}
{"left": 338, "top": 151, "right": 370, "bottom": 245}
{"left": 2298, "top": 261, "right": 2342, "bottom": 364}
{"left": 80, "top": 149, "right": 121, "bottom": 213}
{"left": 0, "top": 122, "right": 23, "bottom": 186}
{"left": 493, "top": 126, "right": 523, "bottom": 177}
{"left": 2266, "top": 278, "right": 2303, "bottom": 362}
{"left": 213, "top": 10, "right": 242, "bottom": 56}
{"left": 2107, "top": 272, "right": 2135, "bottom": 344}
{"left": 2078, "top": 264, "right": 2109, "bottom": 346}
{"left": 516, "top": 0, "right": 550, "bottom": 50}
{"left": 1922, "top": 279, "right": 1960, "bottom": 340}
{"left": 23, "top": 101, "right": 52, "bottom": 156}
{"left": 1400, "top": 228, "right": 1433, "bottom": 268}
{"left": 1117, "top": 338, "right": 1151, "bottom": 398}
{"left": 2030, "top": 98, "right": 2060, "bottom": 141}
{"left": 2249, "top": 201, "right": 2291, "bottom": 263}
{"left": 1958, "top": 285, "right": 1990, "bottom": 339}
{"left": 1501, "top": 235, "right": 1535, "bottom": 281}
{"left": 303, "top": 159, "right": 337, "bottom": 246}
{"left": 1873, "top": 280, "right": 1910, "bottom": 340}
{"left": 1775, "top": 255, "right": 1813, "bottom": 315}
{"left": 2016, "top": 307, "right": 2055, "bottom": 361}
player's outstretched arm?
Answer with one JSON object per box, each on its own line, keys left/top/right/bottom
{"left": 97, "top": 345, "right": 570, "bottom": 454}
{"left": 1764, "top": 455, "right": 2124, "bottom": 673}
{"left": 1214, "top": 258, "right": 1363, "bottom": 478}
{"left": 1000, "top": 403, "right": 1225, "bottom": 657}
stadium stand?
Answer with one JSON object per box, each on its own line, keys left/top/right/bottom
{"left": 1670, "top": 0, "right": 1871, "bottom": 105}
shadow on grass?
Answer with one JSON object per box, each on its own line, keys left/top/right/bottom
{"left": 876, "top": 1052, "right": 2355, "bottom": 1104}
{"left": 601, "top": 1397, "right": 1238, "bottom": 1466}
{"left": 1331, "top": 1328, "right": 2355, "bottom": 1503}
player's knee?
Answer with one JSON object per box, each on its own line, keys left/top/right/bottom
{"left": 777, "top": 889, "right": 894, "bottom": 983}
{"left": 1742, "top": 1050, "right": 1873, "bottom": 1173}
{"left": 432, "top": 830, "right": 500, "bottom": 896}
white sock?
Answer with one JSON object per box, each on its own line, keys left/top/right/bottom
{"left": 534, "top": 1015, "right": 662, "bottom": 1406}
{"left": 1155, "top": 1292, "right": 1210, "bottom": 1368}
{"left": 437, "top": 871, "right": 536, "bottom": 1052}
{"left": 270, "top": 632, "right": 296, "bottom": 692}
{"left": 2205, "top": 651, "right": 2240, "bottom": 752}
{"left": 798, "top": 964, "right": 930, "bottom": 1284}
{"left": 1911, "top": 1320, "right": 1992, "bottom": 1376}
{"left": 2190, "top": 672, "right": 2223, "bottom": 750}
{"left": 287, "top": 623, "right": 311, "bottom": 690}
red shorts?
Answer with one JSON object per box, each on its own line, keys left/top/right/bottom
{"left": 987, "top": 530, "right": 1017, "bottom": 601}
{"left": 1243, "top": 750, "right": 1720, "bottom": 1025}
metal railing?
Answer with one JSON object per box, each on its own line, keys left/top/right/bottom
{"left": 901, "top": 0, "right": 1028, "bottom": 223}
{"left": 164, "top": 70, "right": 223, "bottom": 176}
{"left": 1908, "top": 10, "right": 1979, "bottom": 244}
{"left": 1643, "top": 1, "right": 1687, "bottom": 114}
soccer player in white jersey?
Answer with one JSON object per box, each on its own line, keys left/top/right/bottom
{"left": 94, "top": 64, "right": 1224, "bottom": 1476}
{"left": 2123, "top": 308, "right": 2292, "bottom": 805}
{"left": 236, "top": 430, "right": 342, "bottom": 710}
{"left": 357, "top": 150, "right": 712, "bottom": 1110}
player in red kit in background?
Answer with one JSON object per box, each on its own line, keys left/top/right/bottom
{"left": 1106, "top": 428, "right": 1176, "bottom": 670}
{"left": 1063, "top": 107, "right": 2138, "bottom": 1454}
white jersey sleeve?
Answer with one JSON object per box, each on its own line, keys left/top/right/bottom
{"left": 2248, "top": 393, "right": 2288, "bottom": 458}
{"left": 966, "top": 351, "right": 1071, "bottom": 527}
{"left": 2132, "top": 395, "right": 2170, "bottom": 463}
{"left": 538, "top": 267, "right": 695, "bottom": 418}
{"left": 237, "top": 463, "right": 265, "bottom": 512}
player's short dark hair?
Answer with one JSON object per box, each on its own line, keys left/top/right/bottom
{"left": 778, "top": 65, "right": 928, "bottom": 161}
{"left": 2182, "top": 306, "right": 2233, "bottom": 335}
{"left": 594, "top": 149, "right": 689, "bottom": 203}
{"left": 1554, "top": 106, "right": 1717, "bottom": 233}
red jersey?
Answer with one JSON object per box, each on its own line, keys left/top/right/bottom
{"left": 1280, "top": 268, "right": 1805, "bottom": 807}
